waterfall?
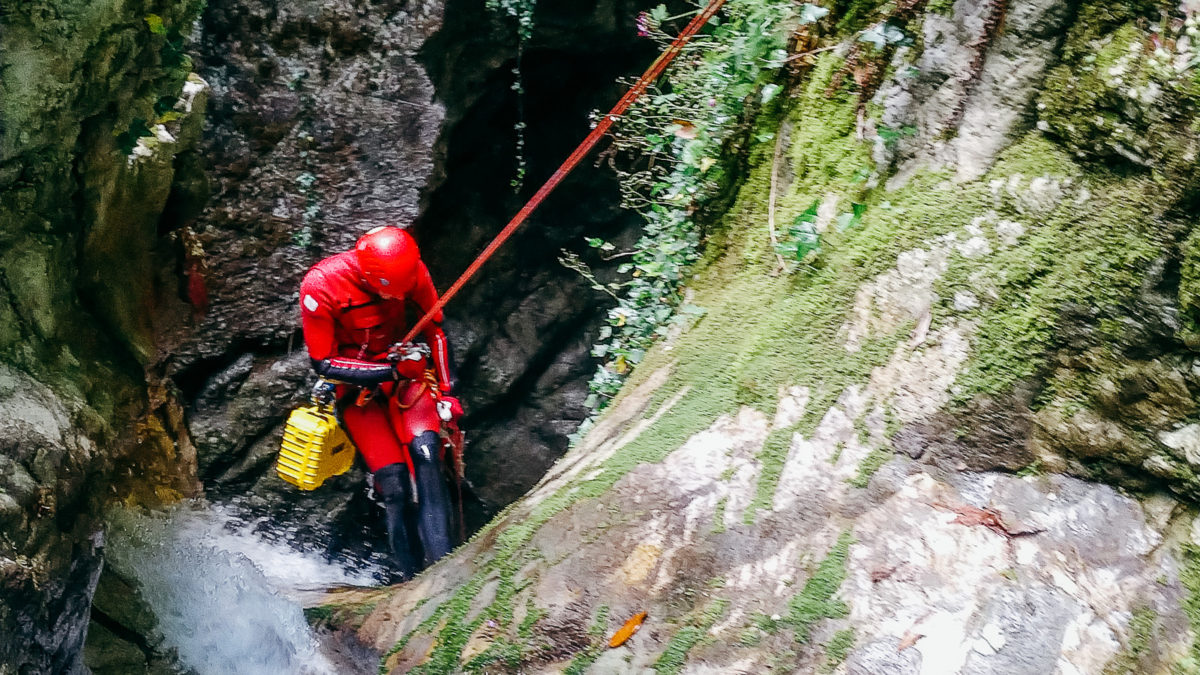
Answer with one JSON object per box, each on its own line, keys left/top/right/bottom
{"left": 103, "top": 502, "right": 381, "bottom": 675}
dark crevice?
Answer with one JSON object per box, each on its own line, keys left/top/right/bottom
{"left": 170, "top": 342, "right": 288, "bottom": 400}
{"left": 88, "top": 607, "right": 156, "bottom": 657}
{"left": 464, "top": 298, "right": 597, "bottom": 430}
{"left": 199, "top": 419, "right": 284, "bottom": 486}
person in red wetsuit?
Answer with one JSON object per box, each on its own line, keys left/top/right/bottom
{"left": 299, "top": 225, "right": 463, "bottom": 578}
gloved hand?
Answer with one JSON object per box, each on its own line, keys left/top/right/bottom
{"left": 311, "top": 379, "right": 337, "bottom": 405}
{"left": 436, "top": 395, "right": 464, "bottom": 422}
{"left": 393, "top": 357, "right": 426, "bottom": 380}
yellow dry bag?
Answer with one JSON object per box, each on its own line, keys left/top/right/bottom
{"left": 276, "top": 404, "right": 356, "bottom": 490}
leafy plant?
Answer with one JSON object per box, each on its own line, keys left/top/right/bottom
{"left": 485, "top": 0, "right": 538, "bottom": 189}
{"left": 858, "top": 21, "right": 906, "bottom": 50}
{"left": 876, "top": 124, "right": 917, "bottom": 148}
{"left": 778, "top": 200, "right": 822, "bottom": 261}
{"left": 573, "top": 0, "right": 810, "bottom": 409}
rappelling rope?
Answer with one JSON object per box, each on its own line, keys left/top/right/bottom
{"left": 401, "top": 0, "right": 729, "bottom": 344}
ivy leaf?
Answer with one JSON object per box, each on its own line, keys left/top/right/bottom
{"left": 792, "top": 222, "right": 820, "bottom": 259}
{"left": 761, "top": 83, "right": 781, "bottom": 103}
{"left": 650, "top": 4, "right": 668, "bottom": 23}
{"left": 859, "top": 22, "right": 904, "bottom": 50}
{"left": 144, "top": 14, "right": 167, "bottom": 35}
{"left": 586, "top": 237, "right": 606, "bottom": 248}
{"left": 798, "top": 3, "right": 830, "bottom": 25}
{"left": 835, "top": 204, "right": 866, "bottom": 231}
{"left": 797, "top": 199, "right": 821, "bottom": 223}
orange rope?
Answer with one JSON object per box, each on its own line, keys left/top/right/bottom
{"left": 402, "top": 0, "right": 729, "bottom": 344}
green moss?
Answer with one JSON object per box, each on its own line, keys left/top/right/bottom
{"left": 927, "top": 0, "right": 954, "bottom": 15}
{"left": 846, "top": 448, "right": 891, "bottom": 488}
{"left": 1103, "top": 607, "right": 1157, "bottom": 675}
{"left": 784, "top": 531, "right": 853, "bottom": 643}
{"left": 831, "top": 0, "right": 888, "bottom": 33}
{"left": 1059, "top": 1, "right": 1157, "bottom": 62}
{"left": 745, "top": 428, "right": 797, "bottom": 523}
{"left": 304, "top": 605, "right": 334, "bottom": 624}
{"left": 937, "top": 141, "right": 1174, "bottom": 400}
{"left": 1178, "top": 544, "right": 1200, "bottom": 672}
{"left": 822, "top": 628, "right": 856, "bottom": 673}
{"left": 1040, "top": 6, "right": 1200, "bottom": 182}
{"left": 712, "top": 496, "right": 729, "bottom": 534}
{"left": 463, "top": 638, "right": 521, "bottom": 673}
{"left": 1181, "top": 229, "right": 1200, "bottom": 319}
{"left": 518, "top": 600, "right": 546, "bottom": 638}
{"left": 653, "top": 598, "right": 730, "bottom": 675}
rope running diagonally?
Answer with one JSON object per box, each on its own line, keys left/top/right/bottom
{"left": 401, "top": 0, "right": 729, "bottom": 344}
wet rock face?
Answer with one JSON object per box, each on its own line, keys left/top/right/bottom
{"left": 878, "top": 0, "right": 1075, "bottom": 183}
{"left": 176, "top": 0, "right": 652, "bottom": 543}
{"left": 1, "top": 0, "right": 207, "bottom": 667}
{"left": 0, "top": 369, "right": 106, "bottom": 673}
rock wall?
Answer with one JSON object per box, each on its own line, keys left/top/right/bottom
{"left": 0, "top": 0, "right": 208, "bottom": 669}
{"left": 323, "top": 0, "right": 1200, "bottom": 672}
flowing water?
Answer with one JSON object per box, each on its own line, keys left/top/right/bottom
{"left": 104, "top": 502, "right": 383, "bottom": 675}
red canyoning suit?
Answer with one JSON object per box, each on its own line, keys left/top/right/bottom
{"left": 298, "top": 250, "right": 453, "bottom": 472}
{"left": 299, "top": 245, "right": 459, "bottom": 576}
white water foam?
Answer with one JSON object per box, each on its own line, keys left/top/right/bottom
{"left": 104, "top": 502, "right": 381, "bottom": 675}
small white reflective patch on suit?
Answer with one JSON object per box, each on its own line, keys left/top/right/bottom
{"left": 303, "top": 295, "right": 319, "bottom": 312}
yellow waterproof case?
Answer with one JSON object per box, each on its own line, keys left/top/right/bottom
{"left": 276, "top": 405, "right": 356, "bottom": 490}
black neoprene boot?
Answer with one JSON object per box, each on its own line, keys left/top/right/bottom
{"left": 373, "top": 462, "right": 420, "bottom": 578}
{"left": 409, "top": 431, "right": 454, "bottom": 566}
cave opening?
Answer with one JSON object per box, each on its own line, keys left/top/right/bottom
{"left": 411, "top": 0, "right": 657, "bottom": 532}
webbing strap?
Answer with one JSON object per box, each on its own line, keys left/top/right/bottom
{"left": 402, "top": 0, "right": 729, "bottom": 344}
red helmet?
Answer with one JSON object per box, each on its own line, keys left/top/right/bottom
{"left": 355, "top": 226, "right": 420, "bottom": 296}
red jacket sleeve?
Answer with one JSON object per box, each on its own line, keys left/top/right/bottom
{"left": 300, "top": 268, "right": 394, "bottom": 386}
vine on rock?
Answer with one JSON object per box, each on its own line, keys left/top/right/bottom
{"left": 486, "top": 0, "right": 538, "bottom": 189}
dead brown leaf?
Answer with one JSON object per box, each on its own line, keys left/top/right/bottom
{"left": 898, "top": 632, "right": 924, "bottom": 652}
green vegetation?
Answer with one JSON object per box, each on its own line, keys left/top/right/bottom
{"left": 784, "top": 532, "right": 852, "bottom": 643}
{"left": 1177, "top": 544, "right": 1200, "bottom": 673}
{"left": 304, "top": 599, "right": 380, "bottom": 630}
{"left": 653, "top": 598, "right": 731, "bottom": 674}
{"left": 822, "top": 628, "right": 856, "bottom": 673}
{"left": 1103, "top": 607, "right": 1156, "bottom": 675}
{"left": 745, "top": 427, "right": 798, "bottom": 523}
{"left": 576, "top": 0, "right": 809, "bottom": 410}
{"left": 712, "top": 496, "right": 729, "bottom": 534}
{"left": 847, "top": 449, "right": 891, "bottom": 488}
